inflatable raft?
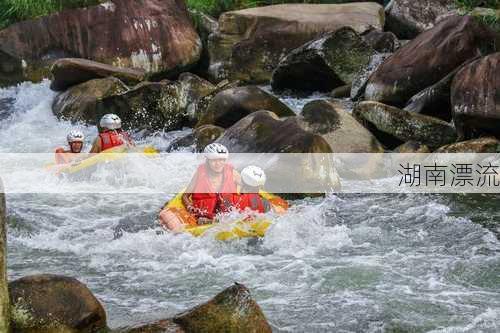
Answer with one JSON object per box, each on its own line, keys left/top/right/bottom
{"left": 162, "top": 191, "right": 288, "bottom": 241}
{"left": 49, "top": 145, "right": 157, "bottom": 175}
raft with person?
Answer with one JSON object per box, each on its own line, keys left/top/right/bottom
{"left": 158, "top": 144, "right": 289, "bottom": 241}
{"left": 161, "top": 189, "right": 288, "bottom": 241}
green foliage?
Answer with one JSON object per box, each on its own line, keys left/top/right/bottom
{"left": 454, "top": 0, "right": 500, "bottom": 10}
{"left": 0, "top": 0, "right": 101, "bottom": 29}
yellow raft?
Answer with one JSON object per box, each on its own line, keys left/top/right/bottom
{"left": 51, "top": 145, "right": 157, "bottom": 175}
{"left": 163, "top": 191, "right": 287, "bottom": 241}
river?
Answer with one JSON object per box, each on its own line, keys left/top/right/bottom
{"left": 1, "top": 81, "right": 499, "bottom": 332}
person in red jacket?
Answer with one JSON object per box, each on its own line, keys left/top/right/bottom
{"left": 237, "top": 166, "right": 271, "bottom": 214}
{"left": 89, "top": 114, "right": 133, "bottom": 153}
{"left": 159, "top": 143, "right": 241, "bottom": 231}
{"left": 54, "top": 130, "right": 85, "bottom": 164}
{"left": 237, "top": 166, "right": 288, "bottom": 215}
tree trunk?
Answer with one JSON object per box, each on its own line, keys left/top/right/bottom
{"left": 0, "top": 178, "right": 9, "bottom": 332}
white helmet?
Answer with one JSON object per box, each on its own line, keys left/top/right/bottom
{"left": 203, "top": 143, "right": 229, "bottom": 160}
{"left": 100, "top": 114, "right": 122, "bottom": 130}
{"left": 67, "top": 130, "right": 85, "bottom": 143}
{"left": 241, "top": 166, "right": 266, "bottom": 187}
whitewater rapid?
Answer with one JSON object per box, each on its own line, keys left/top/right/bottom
{"left": 2, "top": 81, "right": 500, "bottom": 332}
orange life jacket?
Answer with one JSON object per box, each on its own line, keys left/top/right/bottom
{"left": 237, "top": 193, "right": 268, "bottom": 213}
{"left": 99, "top": 130, "right": 131, "bottom": 151}
{"left": 54, "top": 148, "right": 78, "bottom": 164}
{"left": 191, "top": 163, "right": 238, "bottom": 219}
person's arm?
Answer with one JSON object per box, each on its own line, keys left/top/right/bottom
{"left": 89, "top": 137, "right": 102, "bottom": 154}
{"left": 182, "top": 171, "right": 198, "bottom": 212}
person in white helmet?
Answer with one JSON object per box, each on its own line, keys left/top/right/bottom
{"left": 159, "top": 143, "right": 241, "bottom": 231}
{"left": 55, "top": 130, "right": 85, "bottom": 164}
{"left": 237, "top": 166, "right": 271, "bottom": 213}
{"left": 89, "top": 114, "right": 133, "bottom": 153}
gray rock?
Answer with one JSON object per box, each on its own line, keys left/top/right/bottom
{"left": 196, "top": 86, "right": 295, "bottom": 128}
{"left": 354, "top": 101, "right": 457, "bottom": 148}
{"left": 271, "top": 27, "right": 375, "bottom": 93}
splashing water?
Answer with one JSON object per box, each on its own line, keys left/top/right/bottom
{"left": 2, "top": 82, "right": 500, "bottom": 332}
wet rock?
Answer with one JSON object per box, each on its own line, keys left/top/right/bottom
{"left": 361, "top": 29, "right": 401, "bottom": 53}
{"left": 9, "top": 274, "right": 107, "bottom": 333}
{"left": 350, "top": 53, "right": 391, "bottom": 100}
{"left": 173, "top": 283, "right": 271, "bottom": 333}
{"left": 52, "top": 77, "right": 129, "bottom": 124}
{"left": 178, "top": 73, "right": 216, "bottom": 123}
{"left": 217, "top": 111, "right": 340, "bottom": 191}
{"left": 167, "top": 124, "right": 225, "bottom": 152}
{"left": 193, "top": 125, "right": 225, "bottom": 151}
{"left": 0, "top": 50, "right": 23, "bottom": 87}
{"left": 196, "top": 86, "right": 295, "bottom": 128}
{"left": 301, "top": 100, "right": 384, "bottom": 153}
{"left": 354, "top": 101, "right": 457, "bottom": 148}
{"left": 435, "top": 137, "right": 500, "bottom": 153}
{"left": 365, "top": 15, "right": 497, "bottom": 107}
{"left": 53, "top": 76, "right": 208, "bottom": 131}
{"left": 50, "top": 58, "right": 146, "bottom": 91}
{"left": 0, "top": 0, "right": 201, "bottom": 85}
{"left": 218, "top": 111, "right": 330, "bottom": 153}
{"left": 271, "top": 27, "right": 375, "bottom": 93}
{"left": 331, "top": 85, "right": 352, "bottom": 98}
{"left": 207, "top": 3, "right": 384, "bottom": 83}
{"left": 190, "top": 80, "right": 240, "bottom": 123}
{"left": 393, "top": 141, "right": 430, "bottom": 153}
{"left": 451, "top": 53, "right": 500, "bottom": 139}
{"left": 97, "top": 81, "right": 187, "bottom": 131}
{"left": 385, "top": 0, "right": 456, "bottom": 39}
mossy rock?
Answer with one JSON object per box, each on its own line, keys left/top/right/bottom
{"left": 173, "top": 283, "right": 271, "bottom": 333}
{"left": 9, "top": 274, "right": 107, "bottom": 333}
{"left": 271, "top": 27, "right": 375, "bottom": 93}
{"left": 354, "top": 101, "right": 457, "bottom": 149}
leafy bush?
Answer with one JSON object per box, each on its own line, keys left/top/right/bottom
{"left": 454, "top": 0, "right": 499, "bottom": 10}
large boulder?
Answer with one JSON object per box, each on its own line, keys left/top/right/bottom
{"left": 207, "top": 2, "right": 384, "bottom": 83}
{"left": 166, "top": 125, "right": 225, "bottom": 152}
{"left": 451, "top": 53, "right": 500, "bottom": 139}
{"left": 365, "top": 15, "right": 497, "bottom": 107}
{"left": 271, "top": 27, "right": 375, "bottom": 93}
{"left": 385, "top": 0, "right": 456, "bottom": 39}
{"left": 52, "top": 77, "right": 129, "bottom": 124}
{"left": 0, "top": 0, "right": 201, "bottom": 85}
{"left": 361, "top": 29, "right": 400, "bottom": 53}
{"left": 54, "top": 73, "right": 214, "bottom": 131}
{"left": 173, "top": 283, "right": 272, "bottom": 333}
{"left": 217, "top": 111, "right": 339, "bottom": 193}
{"left": 217, "top": 111, "right": 330, "bottom": 153}
{"left": 301, "top": 100, "right": 384, "bottom": 153}
{"left": 94, "top": 81, "right": 187, "bottom": 131}
{"left": 434, "top": 137, "right": 500, "bottom": 153}
{"left": 393, "top": 141, "right": 430, "bottom": 153}
{"left": 350, "top": 53, "right": 391, "bottom": 100}
{"left": 116, "top": 283, "right": 271, "bottom": 333}
{"left": 354, "top": 101, "right": 457, "bottom": 148}
{"left": 9, "top": 274, "right": 107, "bottom": 333}
{"left": 196, "top": 86, "right": 295, "bottom": 128}
{"left": 50, "top": 58, "right": 146, "bottom": 91}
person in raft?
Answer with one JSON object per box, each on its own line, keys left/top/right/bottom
{"left": 237, "top": 165, "right": 288, "bottom": 215}
{"left": 159, "top": 143, "right": 241, "bottom": 231}
{"left": 89, "top": 113, "right": 134, "bottom": 153}
{"left": 55, "top": 130, "right": 85, "bottom": 164}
